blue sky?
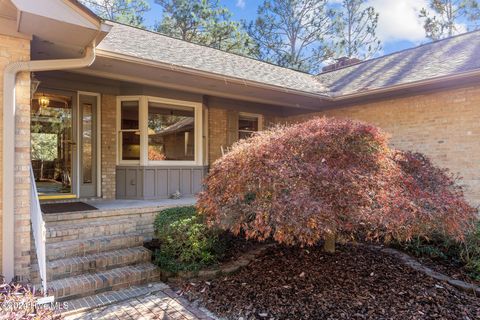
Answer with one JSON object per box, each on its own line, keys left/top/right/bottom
{"left": 143, "top": 0, "right": 437, "bottom": 57}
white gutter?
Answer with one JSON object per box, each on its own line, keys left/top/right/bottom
{"left": 95, "top": 50, "right": 331, "bottom": 101}
{"left": 96, "top": 49, "right": 480, "bottom": 108}
{"left": 2, "top": 44, "right": 96, "bottom": 282}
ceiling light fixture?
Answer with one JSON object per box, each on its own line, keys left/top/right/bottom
{"left": 38, "top": 95, "right": 50, "bottom": 109}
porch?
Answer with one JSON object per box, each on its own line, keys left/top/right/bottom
{"left": 32, "top": 196, "right": 196, "bottom": 302}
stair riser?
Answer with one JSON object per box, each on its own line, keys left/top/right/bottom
{"left": 46, "top": 235, "right": 144, "bottom": 261}
{"left": 46, "top": 222, "right": 137, "bottom": 244}
{"left": 54, "top": 268, "right": 160, "bottom": 302}
{"left": 32, "top": 249, "right": 152, "bottom": 282}
{"left": 43, "top": 208, "right": 161, "bottom": 225}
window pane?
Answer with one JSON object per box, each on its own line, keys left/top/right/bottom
{"left": 148, "top": 102, "right": 195, "bottom": 161}
{"left": 82, "top": 103, "right": 93, "bottom": 184}
{"left": 121, "top": 101, "right": 139, "bottom": 130}
{"left": 239, "top": 116, "right": 258, "bottom": 132}
{"left": 239, "top": 131, "right": 254, "bottom": 140}
{"left": 122, "top": 131, "right": 140, "bottom": 160}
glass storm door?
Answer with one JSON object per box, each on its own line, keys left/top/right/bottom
{"left": 79, "top": 94, "right": 97, "bottom": 197}
{"left": 31, "top": 92, "right": 75, "bottom": 198}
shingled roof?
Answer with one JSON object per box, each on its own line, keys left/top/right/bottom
{"left": 97, "top": 22, "right": 327, "bottom": 95}
{"left": 97, "top": 22, "right": 480, "bottom": 98}
{"left": 316, "top": 30, "right": 480, "bottom": 96}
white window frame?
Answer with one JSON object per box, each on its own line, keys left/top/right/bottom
{"left": 238, "top": 112, "right": 263, "bottom": 139}
{"left": 117, "top": 96, "right": 143, "bottom": 165}
{"left": 116, "top": 95, "right": 203, "bottom": 166}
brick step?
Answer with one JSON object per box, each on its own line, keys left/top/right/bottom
{"left": 46, "top": 233, "right": 144, "bottom": 261}
{"left": 32, "top": 247, "right": 152, "bottom": 282}
{"left": 50, "top": 263, "right": 160, "bottom": 302}
{"left": 46, "top": 219, "right": 137, "bottom": 243}
{"left": 62, "top": 282, "right": 170, "bottom": 317}
{"left": 43, "top": 208, "right": 161, "bottom": 227}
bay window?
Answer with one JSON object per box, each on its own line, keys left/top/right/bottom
{"left": 117, "top": 96, "right": 202, "bottom": 165}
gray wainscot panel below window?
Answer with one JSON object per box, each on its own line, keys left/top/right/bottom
{"left": 116, "top": 166, "right": 208, "bottom": 199}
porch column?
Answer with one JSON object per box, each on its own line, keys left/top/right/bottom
{"left": 0, "top": 34, "right": 31, "bottom": 280}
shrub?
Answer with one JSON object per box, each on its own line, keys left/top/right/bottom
{"left": 154, "top": 206, "right": 221, "bottom": 272}
{"left": 395, "top": 221, "right": 480, "bottom": 280}
{"left": 0, "top": 278, "right": 60, "bottom": 319}
{"left": 197, "top": 117, "right": 478, "bottom": 248}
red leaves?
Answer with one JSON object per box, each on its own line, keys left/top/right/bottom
{"left": 197, "top": 117, "right": 478, "bottom": 246}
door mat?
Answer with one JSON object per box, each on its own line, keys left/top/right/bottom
{"left": 41, "top": 202, "right": 98, "bottom": 214}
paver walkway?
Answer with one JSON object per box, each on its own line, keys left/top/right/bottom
{"left": 64, "top": 284, "right": 215, "bottom": 320}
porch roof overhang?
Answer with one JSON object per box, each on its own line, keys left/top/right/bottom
{"left": 71, "top": 50, "right": 480, "bottom": 114}
{"left": 72, "top": 50, "right": 331, "bottom": 111}
{"left": 10, "top": 0, "right": 111, "bottom": 60}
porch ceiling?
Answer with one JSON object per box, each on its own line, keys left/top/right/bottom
{"left": 71, "top": 55, "right": 330, "bottom": 111}
{"left": 13, "top": 0, "right": 110, "bottom": 60}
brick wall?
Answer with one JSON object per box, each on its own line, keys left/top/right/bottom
{"left": 207, "top": 107, "right": 273, "bottom": 165}
{"left": 286, "top": 84, "right": 480, "bottom": 206}
{"left": 208, "top": 108, "right": 229, "bottom": 165}
{"left": 0, "top": 34, "right": 31, "bottom": 278}
{"left": 101, "top": 95, "right": 117, "bottom": 199}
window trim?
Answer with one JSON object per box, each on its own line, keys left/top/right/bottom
{"left": 117, "top": 96, "right": 142, "bottom": 165}
{"left": 238, "top": 112, "right": 263, "bottom": 140}
{"left": 116, "top": 95, "right": 203, "bottom": 166}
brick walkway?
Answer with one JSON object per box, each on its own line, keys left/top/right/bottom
{"left": 64, "top": 285, "right": 215, "bottom": 320}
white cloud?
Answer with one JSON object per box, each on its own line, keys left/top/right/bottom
{"left": 366, "top": 0, "right": 428, "bottom": 44}
{"left": 236, "top": 0, "right": 246, "bottom": 9}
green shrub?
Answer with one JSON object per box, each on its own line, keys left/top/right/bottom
{"left": 394, "top": 221, "right": 480, "bottom": 281}
{"left": 153, "top": 206, "right": 222, "bottom": 272}
{"left": 461, "top": 222, "right": 480, "bottom": 279}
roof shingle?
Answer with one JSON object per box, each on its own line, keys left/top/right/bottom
{"left": 316, "top": 31, "right": 480, "bottom": 96}
{"left": 97, "top": 22, "right": 327, "bottom": 94}
{"left": 97, "top": 22, "right": 480, "bottom": 98}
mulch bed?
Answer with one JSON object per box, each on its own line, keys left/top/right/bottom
{"left": 177, "top": 244, "right": 480, "bottom": 320}
{"left": 216, "top": 232, "right": 268, "bottom": 263}
{"left": 413, "top": 255, "right": 480, "bottom": 286}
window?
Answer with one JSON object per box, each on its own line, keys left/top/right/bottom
{"left": 148, "top": 102, "right": 195, "bottom": 161}
{"left": 119, "top": 100, "right": 140, "bottom": 161}
{"left": 239, "top": 113, "right": 261, "bottom": 140}
{"left": 117, "top": 96, "right": 202, "bottom": 165}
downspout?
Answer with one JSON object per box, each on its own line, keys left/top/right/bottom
{"left": 2, "top": 44, "right": 96, "bottom": 282}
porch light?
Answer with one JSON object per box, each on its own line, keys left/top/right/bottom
{"left": 38, "top": 95, "right": 50, "bottom": 109}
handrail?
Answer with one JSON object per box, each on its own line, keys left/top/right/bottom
{"left": 29, "top": 166, "right": 47, "bottom": 293}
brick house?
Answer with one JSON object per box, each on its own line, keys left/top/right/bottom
{"left": 1, "top": 0, "right": 479, "bottom": 302}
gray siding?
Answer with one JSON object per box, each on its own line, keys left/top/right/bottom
{"left": 116, "top": 166, "right": 208, "bottom": 199}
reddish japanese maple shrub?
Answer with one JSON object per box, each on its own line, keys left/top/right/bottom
{"left": 197, "top": 117, "right": 477, "bottom": 247}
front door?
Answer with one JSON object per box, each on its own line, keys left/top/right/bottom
{"left": 31, "top": 91, "right": 76, "bottom": 199}
{"left": 78, "top": 94, "right": 97, "bottom": 198}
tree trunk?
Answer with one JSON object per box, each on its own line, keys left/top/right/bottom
{"left": 323, "top": 232, "right": 336, "bottom": 253}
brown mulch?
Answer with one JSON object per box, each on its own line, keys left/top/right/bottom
{"left": 414, "top": 255, "right": 480, "bottom": 286}
{"left": 216, "top": 232, "right": 267, "bottom": 263}
{"left": 177, "top": 244, "right": 480, "bottom": 320}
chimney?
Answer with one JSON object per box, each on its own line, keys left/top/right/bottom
{"left": 322, "top": 57, "right": 361, "bottom": 72}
